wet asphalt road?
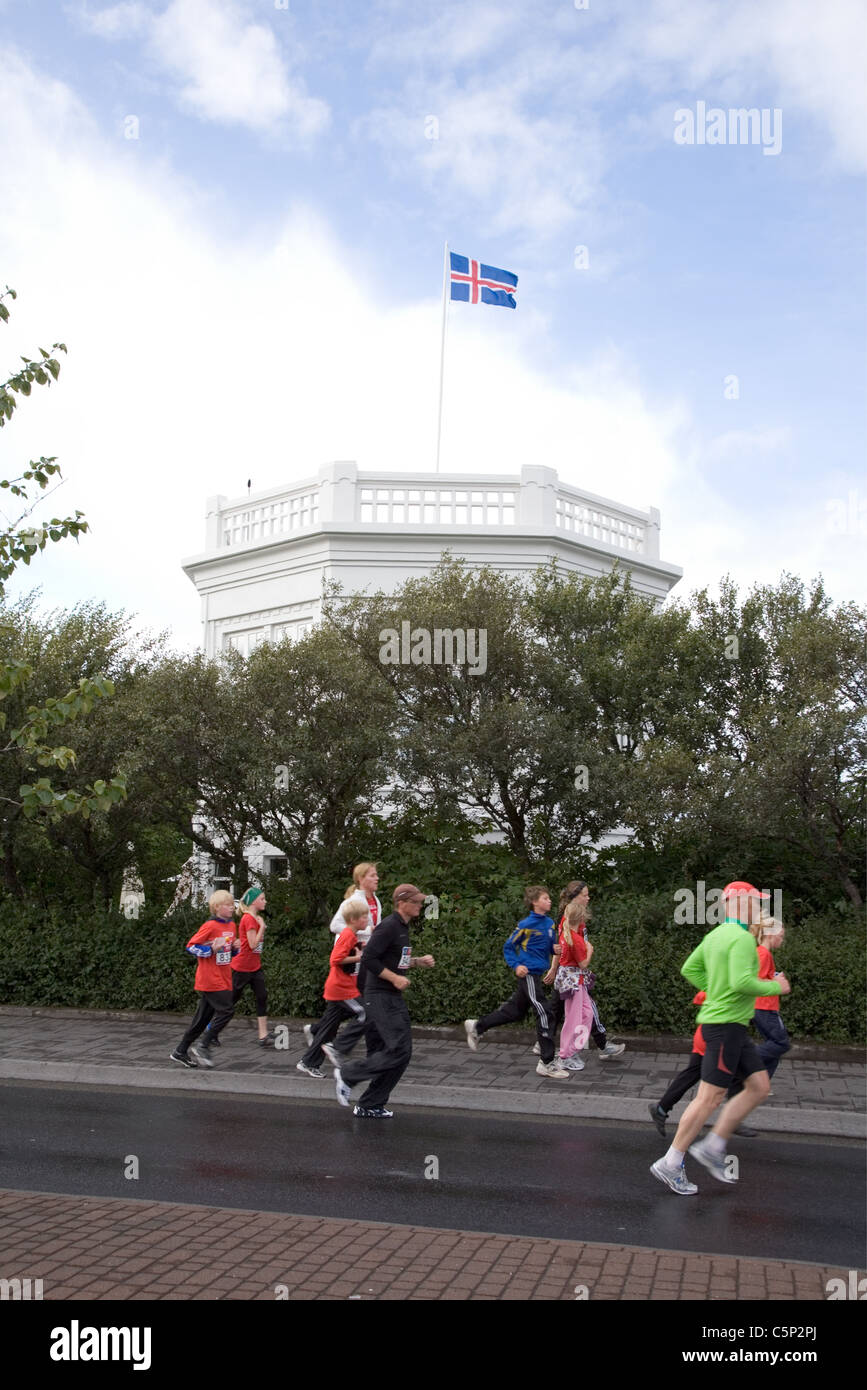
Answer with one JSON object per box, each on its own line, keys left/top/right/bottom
{"left": 0, "top": 1083, "right": 863, "bottom": 1267}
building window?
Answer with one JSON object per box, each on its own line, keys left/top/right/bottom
{"left": 212, "top": 857, "right": 232, "bottom": 894}
{"left": 264, "top": 856, "right": 287, "bottom": 878}
{"left": 224, "top": 629, "right": 266, "bottom": 657}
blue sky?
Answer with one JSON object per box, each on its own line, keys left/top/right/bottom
{"left": 0, "top": 0, "right": 864, "bottom": 647}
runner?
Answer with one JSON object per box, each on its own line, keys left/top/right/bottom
{"left": 297, "top": 898, "right": 369, "bottom": 1077}
{"left": 750, "top": 915, "right": 791, "bottom": 1083}
{"left": 536, "top": 882, "right": 625, "bottom": 1060}
{"left": 464, "top": 886, "right": 569, "bottom": 1079}
{"left": 328, "top": 862, "right": 381, "bottom": 941}
{"left": 650, "top": 881, "right": 790, "bottom": 1195}
{"left": 548, "top": 889, "right": 594, "bottom": 1072}
{"left": 305, "top": 862, "right": 382, "bottom": 1051}
{"left": 230, "top": 886, "right": 274, "bottom": 1046}
{"left": 170, "top": 890, "right": 239, "bottom": 1068}
{"left": 333, "top": 884, "right": 435, "bottom": 1118}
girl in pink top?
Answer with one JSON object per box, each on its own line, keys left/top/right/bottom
{"left": 546, "top": 890, "right": 594, "bottom": 1072}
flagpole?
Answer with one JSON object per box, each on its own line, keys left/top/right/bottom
{"left": 435, "top": 240, "right": 449, "bottom": 474}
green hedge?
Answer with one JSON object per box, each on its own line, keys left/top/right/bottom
{"left": 1, "top": 892, "right": 863, "bottom": 1044}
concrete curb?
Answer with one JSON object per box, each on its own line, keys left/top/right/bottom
{"left": 1, "top": 1058, "right": 863, "bottom": 1139}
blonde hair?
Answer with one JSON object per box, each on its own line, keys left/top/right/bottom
{"left": 343, "top": 862, "right": 377, "bottom": 900}
{"left": 751, "top": 915, "right": 784, "bottom": 946}
{"left": 340, "top": 898, "right": 369, "bottom": 923}
{"left": 562, "top": 897, "right": 588, "bottom": 949}
{"left": 208, "top": 889, "right": 236, "bottom": 916}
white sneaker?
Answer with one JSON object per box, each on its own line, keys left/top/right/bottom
{"left": 599, "top": 1042, "right": 625, "bottom": 1058}
{"left": 536, "top": 1060, "right": 570, "bottom": 1080}
{"left": 689, "top": 1137, "right": 737, "bottom": 1184}
{"left": 561, "top": 1055, "right": 585, "bottom": 1071}
{"left": 302, "top": 1024, "right": 314, "bottom": 1048}
{"left": 464, "top": 1019, "right": 479, "bottom": 1051}
{"left": 650, "top": 1158, "right": 698, "bottom": 1195}
{"left": 334, "top": 1067, "right": 351, "bottom": 1108}
{"left": 531, "top": 1042, "right": 541, "bottom": 1055}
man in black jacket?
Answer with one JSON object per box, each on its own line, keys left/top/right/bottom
{"left": 333, "top": 883, "right": 434, "bottom": 1118}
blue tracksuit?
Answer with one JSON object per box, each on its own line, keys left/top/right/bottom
{"left": 503, "top": 912, "right": 556, "bottom": 975}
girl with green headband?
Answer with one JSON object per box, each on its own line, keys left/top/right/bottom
{"left": 231, "top": 886, "right": 275, "bottom": 1046}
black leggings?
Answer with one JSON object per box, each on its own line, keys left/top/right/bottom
{"left": 177, "top": 990, "right": 235, "bottom": 1052}
{"left": 232, "top": 968, "right": 268, "bottom": 1016}
{"left": 302, "top": 998, "right": 367, "bottom": 1067}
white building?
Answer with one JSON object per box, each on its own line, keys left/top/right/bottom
{"left": 182, "top": 462, "right": 682, "bottom": 885}
{"left": 182, "top": 462, "right": 681, "bottom": 659}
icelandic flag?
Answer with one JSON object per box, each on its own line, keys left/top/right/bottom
{"left": 449, "top": 253, "right": 517, "bottom": 308}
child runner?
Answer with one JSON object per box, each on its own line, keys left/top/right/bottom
{"left": 464, "top": 887, "right": 569, "bottom": 1080}
{"left": 548, "top": 891, "right": 594, "bottom": 1072}
{"left": 230, "top": 886, "right": 274, "bottom": 1047}
{"left": 537, "top": 882, "right": 625, "bottom": 1060}
{"left": 304, "top": 862, "right": 382, "bottom": 1050}
{"left": 170, "top": 889, "right": 239, "bottom": 1068}
{"left": 650, "top": 881, "right": 790, "bottom": 1195}
{"left": 297, "top": 898, "right": 369, "bottom": 1077}
{"left": 333, "top": 884, "right": 435, "bottom": 1118}
{"left": 750, "top": 915, "right": 791, "bottom": 1083}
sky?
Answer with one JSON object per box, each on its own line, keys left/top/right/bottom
{"left": 1, "top": 0, "right": 864, "bottom": 650}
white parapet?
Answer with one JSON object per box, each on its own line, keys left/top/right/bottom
{"left": 184, "top": 462, "right": 681, "bottom": 656}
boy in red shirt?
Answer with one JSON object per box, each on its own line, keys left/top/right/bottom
{"left": 297, "top": 899, "right": 370, "bottom": 1078}
{"left": 170, "top": 890, "right": 239, "bottom": 1069}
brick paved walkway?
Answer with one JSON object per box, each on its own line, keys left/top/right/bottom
{"left": 0, "top": 1189, "right": 860, "bottom": 1301}
{"left": 0, "top": 1008, "right": 863, "bottom": 1135}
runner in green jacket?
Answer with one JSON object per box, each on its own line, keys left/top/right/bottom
{"left": 650, "top": 881, "right": 791, "bottom": 1196}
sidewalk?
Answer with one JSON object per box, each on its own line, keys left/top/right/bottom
{"left": 1, "top": 1188, "right": 861, "bottom": 1301}
{"left": 1, "top": 1007, "right": 863, "bottom": 1138}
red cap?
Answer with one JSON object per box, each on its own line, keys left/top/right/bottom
{"left": 393, "top": 883, "right": 426, "bottom": 905}
{"left": 722, "top": 882, "right": 769, "bottom": 900}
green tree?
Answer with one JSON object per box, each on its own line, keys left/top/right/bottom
{"left": 0, "top": 287, "right": 125, "bottom": 829}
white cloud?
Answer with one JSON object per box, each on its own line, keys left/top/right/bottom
{"left": 75, "top": 2, "right": 149, "bottom": 39}
{"left": 75, "top": 0, "right": 329, "bottom": 137}
{"left": 628, "top": 0, "right": 866, "bottom": 173}
{"left": 361, "top": 0, "right": 866, "bottom": 242}
{"left": 0, "top": 52, "right": 861, "bottom": 659}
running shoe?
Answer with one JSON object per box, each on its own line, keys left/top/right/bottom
{"left": 735, "top": 1125, "right": 758, "bottom": 1138}
{"left": 257, "top": 1031, "right": 276, "bottom": 1047}
{"left": 648, "top": 1103, "right": 668, "bottom": 1138}
{"left": 599, "top": 1042, "right": 626, "bottom": 1058}
{"left": 464, "top": 1019, "right": 479, "bottom": 1051}
{"left": 204, "top": 1029, "right": 221, "bottom": 1048}
{"left": 189, "top": 1043, "right": 214, "bottom": 1068}
{"left": 536, "top": 1060, "right": 570, "bottom": 1080}
{"left": 689, "top": 1137, "right": 738, "bottom": 1183}
{"left": 531, "top": 1041, "right": 541, "bottom": 1055}
{"left": 169, "top": 1049, "right": 197, "bottom": 1069}
{"left": 650, "top": 1158, "right": 697, "bottom": 1195}
{"left": 302, "top": 1024, "right": 314, "bottom": 1048}
{"left": 353, "top": 1106, "right": 394, "bottom": 1118}
{"left": 296, "top": 1061, "right": 324, "bottom": 1078}
{"left": 321, "top": 1042, "right": 343, "bottom": 1068}
{"left": 334, "top": 1067, "right": 351, "bottom": 1107}
{"left": 561, "top": 1056, "right": 585, "bottom": 1071}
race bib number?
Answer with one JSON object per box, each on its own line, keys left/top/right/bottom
{"left": 398, "top": 946, "right": 412, "bottom": 971}
{"left": 216, "top": 949, "right": 231, "bottom": 965}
